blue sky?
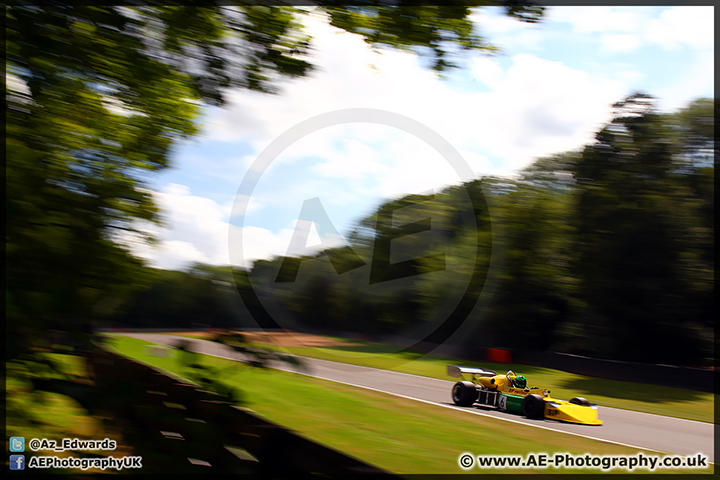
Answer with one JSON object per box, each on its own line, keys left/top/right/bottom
{"left": 127, "top": 6, "right": 713, "bottom": 270}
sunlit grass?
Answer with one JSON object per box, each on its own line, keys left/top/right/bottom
{"left": 254, "top": 341, "right": 715, "bottom": 424}
{"left": 5, "top": 353, "right": 135, "bottom": 473}
{"left": 149, "top": 331, "right": 714, "bottom": 423}
{"left": 107, "top": 335, "right": 712, "bottom": 475}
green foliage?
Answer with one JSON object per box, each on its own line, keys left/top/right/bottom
{"left": 173, "top": 333, "right": 305, "bottom": 404}
{"left": 230, "top": 335, "right": 713, "bottom": 423}
{"left": 324, "top": 1, "right": 543, "bottom": 71}
{"left": 566, "top": 94, "right": 713, "bottom": 363}
{"left": 485, "top": 182, "right": 577, "bottom": 349}
{"left": 7, "top": 3, "right": 537, "bottom": 359}
{"left": 9, "top": 3, "right": 710, "bottom": 367}
{"left": 233, "top": 95, "right": 713, "bottom": 366}
{"left": 113, "top": 335, "right": 713, "bottom": 473}
{"left": 111, "top": 264, "right": 242, "bottom": 329}
{"left": 174, "top": 338, "right": 244, "bottom": 404}
{"left": 241, "top": 184, "right": 491, "bottom": 338}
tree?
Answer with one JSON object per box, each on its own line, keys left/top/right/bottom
{"left": 110, "top": 264, "right": 243, "bottom": 330}
{"left": 568, "top": 94, "right": 713, "bottom": 363}
{"left": 6, "top": 2, "right": 545, "bottom": 357}
{"left": 322, "top": 1, "right": 543, "bottom": 72}
{"left": 223, "top": 95, "right": 712, "bottom": 365}
{"left": 483, "top": 180, "right": 576, "bottom": 350}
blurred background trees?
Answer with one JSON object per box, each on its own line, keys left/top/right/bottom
{"left": 234, "top": 94, "right": 714, "bottom": 365}
{"left": 565, "top": 95, "right": 714, "bottom": 363}
{"left": 6, "top": 3, "right": 712, "bottom": 367}
{"left": 6, "top": 2, "right": 543, "bottom": 359}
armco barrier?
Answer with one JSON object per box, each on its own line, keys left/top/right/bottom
{"left": 87, "top": 344, "right": 396, "bottom": 476}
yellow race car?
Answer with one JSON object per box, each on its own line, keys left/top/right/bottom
{"left": 447, "top": 365, "right": 602, "bottom": 425}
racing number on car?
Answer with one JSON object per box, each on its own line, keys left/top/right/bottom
{"left": 498, "top": 395, "right": 507, "bottom": 411}
{"left": 547, "top": 409, "right": 558, "bottom": 416}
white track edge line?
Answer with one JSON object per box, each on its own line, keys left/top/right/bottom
{"left": 130, "top": 333, "right": 716, "bottom": 423}
{"left": 119, "top": 333, "right": 716, "bottom": 464}
{"left": 142, "top": 333, "right": 444, "bottom": 383}
{"left": 212, "top": 354, "right": 675, "bottom": 457}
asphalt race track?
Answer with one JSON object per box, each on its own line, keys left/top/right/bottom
{"left": 118, "top": 333, "right": 714, "bottom": 463}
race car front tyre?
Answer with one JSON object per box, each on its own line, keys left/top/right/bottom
{"left": 522, "top": 394, "right": 545, "bottom": 419}
{"left": 452, "top": 381, "right": 478, "bottom": 407}
{"left": 569, "top": 397, "right": 590, "bottom": 406}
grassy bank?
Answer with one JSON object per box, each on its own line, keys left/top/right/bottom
{"left": 160, "top": 332, "right": 714, "bottom": 423}
{"left": 106, "top": 335, "right": 712, "bottom": 475}
{"left": 6, "top": 352, "right": 135, "bottom": 473}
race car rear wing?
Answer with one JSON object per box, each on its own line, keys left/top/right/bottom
{"left": 447, "top": 365, "right": 497, "bottom": 379}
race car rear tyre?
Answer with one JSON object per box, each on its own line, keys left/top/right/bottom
{"left": 452, "top": 381, "right": 478, "bottom": 407}
{"left": 521, "top": 394, "right": 545, "bottom": 419}
{"left": 570, "top": 397, "right": 590, "bottom": 406}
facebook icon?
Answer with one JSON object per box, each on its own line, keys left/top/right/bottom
{"left": 10, "top": 455, "right": 25, "bottom": 470}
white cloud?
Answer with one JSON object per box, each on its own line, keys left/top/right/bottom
{"left": 365, "top": 139, "right": 454, "bottom": 199}
{"left": 154, "top": 240, "right": 209, "bottom": 270}
{"left": 310, "top": 137, "right": 390, "bottom": 180}
{"left": 469, "top": 56, "right": 505, "bottom": 89}
{"left": 127, "top": 183, "right": 231, "bottom": 270}
{"left": 616, "top": 69, "right": 646, "bottom": 84}
{"left": 205, "top": 14, "right": 441, "bottom": 145}
{"left": 600, "top": 34, "right": 643, "bottom": 53}
{"left": 548, "top": 6, "right": 713, "bottom": 54}
{"left": 458, "top": 150, "right": 492, "bottom": 172}
{"left": 229, "top": 225, "right": 294, "bottom": 268}
{"left": 137, "top": 6, "right": 711, "bottom": 269}
{"left": 459, "top": 53, "right": 624, "bottom": 170}
{"left": 654, "top": 49, "right": 714, "bottom": 112}
{"left": 228, "top": 221, "right": 348, "bottom": 269}
{"left": 123, "top": 182, "right": 352, "bottom": 269}
{"left": 203, "top": 14, "right": 626, "bottom": 193}
{"left": 284, "top": 219, "right": 345, "bottom": 256}
{"left": 643, "top": 6, "right": 714, "bottom": 51}
{"left": 469, "top": 8, "right": 546, "bottom": 52}
{"left": 547, "top": 6, "right": 645, "bottom": 34}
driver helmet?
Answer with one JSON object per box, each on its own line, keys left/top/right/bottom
{"left": 514, "top": 375, "right": 527, "bottom": 388}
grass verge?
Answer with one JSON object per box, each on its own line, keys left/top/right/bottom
{"left": 106, "top": 335, "right": 712, "bottom": 475}
{"left": 6, "top": 352, "right": 135, "bottom": 473}
{"left": 181, "top": 334, "right": 713, "bottom": 424}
